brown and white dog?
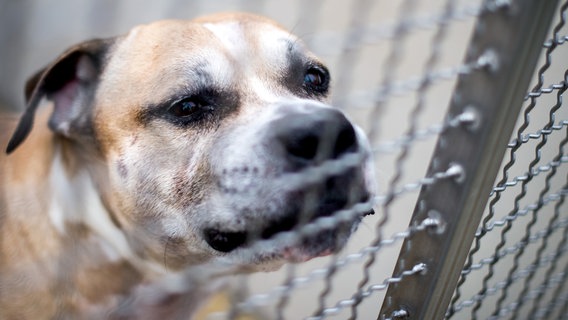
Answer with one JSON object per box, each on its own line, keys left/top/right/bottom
{"left": 0, "top": 13, "right": 374, "bottom": 319}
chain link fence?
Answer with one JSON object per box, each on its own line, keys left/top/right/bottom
{"left": 1, "top": 0, "right": 567, "bottom": 319}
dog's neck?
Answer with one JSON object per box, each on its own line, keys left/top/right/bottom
{"left": 2, "top": 105, "right": 132, "bottom": 265}
{"left": 1, "top": 109, "right": 155, "bottom": 316}
{"left": 48, "top": 143, "right": 130, "bottom": 257}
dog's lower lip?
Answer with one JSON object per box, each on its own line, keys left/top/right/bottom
{"left": 281, "top": 246, "right": 334, "bottom": 263}
{"left": 205, "top": 197, "right": 373, "bottom": 253}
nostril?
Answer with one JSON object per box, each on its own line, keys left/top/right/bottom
{"left": 261, "top": 213, "right": 299, "bottom": 240}
{"left": 286, "top": 133, "right": 319, "bottom": 161}
{"left": 333, "top": 124, "right": 358, "bottom": 158}
{"left": 204, "top": 229, "right": 248, "bottom": 253}
{"left": 272, "top": 106, "right": 360, "bottom": 169}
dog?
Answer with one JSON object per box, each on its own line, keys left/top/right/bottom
{"left": 0, "top": 12, "right": 375, "bottom": 319}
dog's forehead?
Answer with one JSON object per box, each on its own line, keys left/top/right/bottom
{"left": 130, "top": 14, "right": 295, "bottom": 55}
{"left": 126, "top": 15, "right": 298, "bottom": 72}
{"left": 99, "top": 14, "right": 305, "bottom": 108}
{"left": 198, "top": 15, "right": 297, "bottom": 70}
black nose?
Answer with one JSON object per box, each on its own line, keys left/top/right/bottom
{"left": 273, "top": 106, "right": 358, "bottom": 170}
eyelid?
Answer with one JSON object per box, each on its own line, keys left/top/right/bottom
{"left": 307, "top": 61, "right": 329, "bottom": 75}
{"left": 140, "top": 86, "right": 239, "bottom": 128}
{"left": 168, "top": 88, "right": 219, "bottom": 110}
{"left": 152, "top": 91, "right": 216, "bottom": 126}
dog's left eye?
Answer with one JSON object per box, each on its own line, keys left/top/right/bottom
{"left": 168, "top": 97, "right": 208, "bottom": 118}
{"left": 303, "top": 65, "right": 329, "bottom": 94}
{"left": 304, "top": 69, "right": 323, "bottom": 86}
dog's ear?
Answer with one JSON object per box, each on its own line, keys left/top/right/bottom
{"left": 6, "top": 38, "right": 112, "bottom": 154}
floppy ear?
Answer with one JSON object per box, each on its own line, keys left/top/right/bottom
{"left": 6, "top": 38, "right": 112, "bottom": 154}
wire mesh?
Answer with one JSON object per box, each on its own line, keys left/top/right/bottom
{"left": 1, "top": 0, "right": 566, "bottom": 319}
{"left": 446, "top": 2, "right": 568, "bottom": 319}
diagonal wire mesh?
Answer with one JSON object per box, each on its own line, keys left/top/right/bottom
{"left": 445, "top": 2, "right": 568, "bottom": 319}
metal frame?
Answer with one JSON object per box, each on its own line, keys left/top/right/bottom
{"left": 379, "top": 1, "right": 560, "bottom": 319}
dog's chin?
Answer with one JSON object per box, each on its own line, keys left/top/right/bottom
{"left": 204, "top": 168, "right": 375, "bottom": 271}
{"left": 277, "top": 227, "right": 353, "bottom": 263}
{"left": 212, "top": 220, "right": 360, "bottom": 273}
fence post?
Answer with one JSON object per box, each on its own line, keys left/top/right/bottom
{"left": 378, "top": 1, "right": 560, "bottom": 319}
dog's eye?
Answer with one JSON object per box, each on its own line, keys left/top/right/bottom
{"left": 303, "top": 65, "right": 329, "bottom": 94}
{"left": 168, "top": 97, "right": 207, "bottom": 118}
{"left": 304, "top": 69, "right": 323, "bottom": 86}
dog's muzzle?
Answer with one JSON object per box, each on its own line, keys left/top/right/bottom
{"left": 204, "top": 103, "right": 374, "bottom": 257}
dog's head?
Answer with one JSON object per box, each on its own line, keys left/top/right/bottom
{"left": 7, "top": 13, "right": 375, "bottom": 272}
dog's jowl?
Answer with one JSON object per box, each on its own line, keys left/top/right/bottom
{"left": 0, "top": 13, "right": 375, "bottom": 318}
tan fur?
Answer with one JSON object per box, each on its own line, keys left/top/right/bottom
{"left": 0, "top": 108, "right": 142, "bottom": 318}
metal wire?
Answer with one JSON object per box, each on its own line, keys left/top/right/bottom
{"left": 315, "top": 1, "right": 379, "bottom": 314}
{"left": 309, "top": 263, "right": 427, "bottom": 320}
{"left": 337, "top": 54, "right": 496, "bottom": 110}
{"left": 446, "top": 3, "right": 568, "bottom": 317}
{"left": 474, "top": 49, "right": 567, "bottom": 320}
{"left": 503, "top": 78, "right": 568, "bottom": 319}
{"left": 312, "top": 2, "right": 483, "bottom": 57}
{"left": 226, "top": 168, "right": 458, "bottom": 316}
{"left": 348, "top": 0, "right": 422, "bottom": 318}
{"left": 452, "top": 251, "right": 568, "bottom": 315}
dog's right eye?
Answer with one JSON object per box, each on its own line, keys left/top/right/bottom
{"left": 168, "top": 97, "right": 207, "bottom": 118}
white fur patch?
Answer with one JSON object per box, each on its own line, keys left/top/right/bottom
{"left": 48, "top": 150, "right": 137, "bottom": 265}
{"left": 203, "top": 22, "right": 246, "bottom": 60}
{"left": 203, "top": 21, "right": 295, "bottom": 103}
{"left": 48, "top": 151, "right": 79, "bottom": 233}
{"left": 257, "top": 29, "right": 295, "bottom": 71}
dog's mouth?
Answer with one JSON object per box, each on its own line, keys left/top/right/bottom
{"left": 203, "top": 178, "right": 374, "bottom": 262}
